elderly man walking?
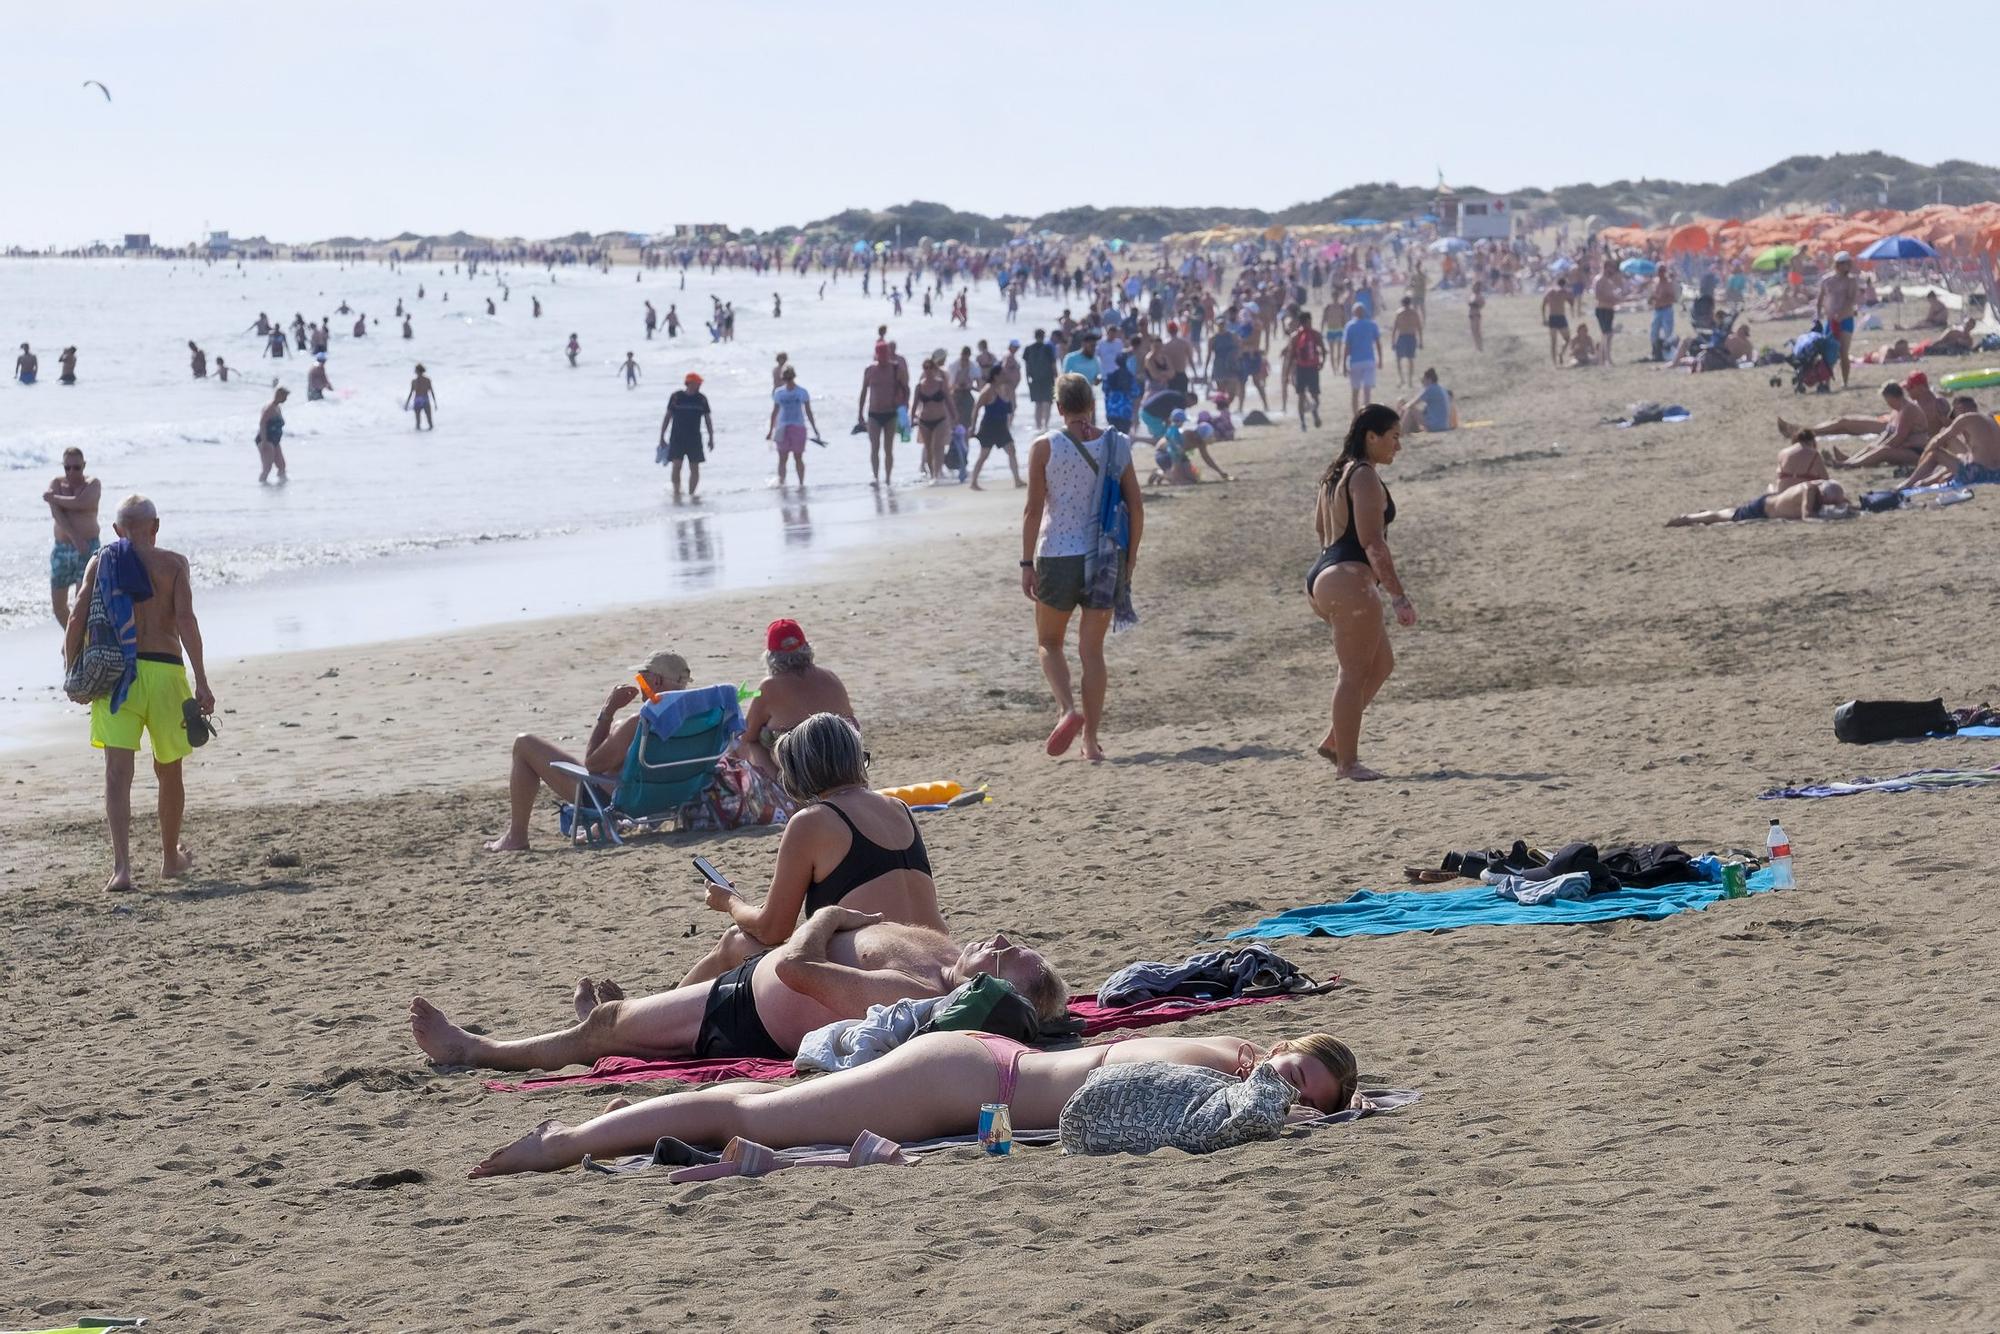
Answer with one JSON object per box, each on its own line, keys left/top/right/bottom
{"left": 62, "top": 494, "right": 215, "bottom": 892}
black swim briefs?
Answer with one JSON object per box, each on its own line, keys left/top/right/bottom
{"left": 694, "top": 954, "right": 790, "bottom": 1061}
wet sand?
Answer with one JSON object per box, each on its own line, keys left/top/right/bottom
{"left": 6, "top": 290, "right": 2000, "bottom": 1330}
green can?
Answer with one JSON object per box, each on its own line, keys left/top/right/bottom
{"left": 1722, "top": 862, "right": 1747, "bottom": 899}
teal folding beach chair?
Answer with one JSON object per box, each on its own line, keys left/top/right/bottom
{"left": 551, "top": 684, "right": 742, "bottom": 846}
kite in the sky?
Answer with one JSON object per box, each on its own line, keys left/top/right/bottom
{"left": 84, "top": 80, "right": 111, "bottom": 102}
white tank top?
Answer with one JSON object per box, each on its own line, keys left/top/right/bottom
{"left": 1039, "top": 428, "right": 1128, "bottom": 558}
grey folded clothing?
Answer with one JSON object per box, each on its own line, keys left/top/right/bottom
{"left": 1097, "top": 943, "right": 1322, "bottom": 1008}
{"left": 1059, "top": 1060, "right": 1299, "bottom": 1156}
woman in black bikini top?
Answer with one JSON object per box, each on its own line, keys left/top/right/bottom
{"left": 1303, "top": 404, "right": 1415, "bottom": 783}
{"left": 680, "top": 713, "right": 946, "bottom": 987}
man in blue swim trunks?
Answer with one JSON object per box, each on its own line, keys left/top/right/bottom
{"left": 1818, "top": 252, "right": 1862, "bottom": 388}
{"left": 15, "top": 342, "right": 37, "bottom": 384}
{"left": 1666, "top": 478, "right": 1847, "bottom": 526}
{"left": 45, "top": 447, "right": 101, "bottom": 625}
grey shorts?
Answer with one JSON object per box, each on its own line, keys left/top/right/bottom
{"left": 1034, "top": 554, "right": 1118, "bottom": 613}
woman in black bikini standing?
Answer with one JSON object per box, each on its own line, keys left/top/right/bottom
{"left": 680, "top": 712, "right": 946, "bottom": 985}
{"left": 1305, "top": 404, "right": 1415, "bottom": 781}
{"left": 911, "top": 355, "right": 955, "bottom": 482}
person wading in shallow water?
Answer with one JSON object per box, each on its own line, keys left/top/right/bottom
{"left": 1303, "top": 404, "right": 1415, "bottom": 781}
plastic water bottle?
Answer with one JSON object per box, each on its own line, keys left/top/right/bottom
{"left": 1766, "top": 818, "right": 1795, "bottom": 889}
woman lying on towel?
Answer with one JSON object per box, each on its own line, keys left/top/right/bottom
{"left": 466, "top": 1030, "right": 1359, "bottom": 1177}
{"left": 680, "top": 712, "right": 947, "bottom": 987}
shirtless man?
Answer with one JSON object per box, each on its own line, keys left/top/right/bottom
{"left": 855, "top": 340, "right": 909, "bottom": 486}
{"left": 1781, "top": 380, "right": 1931, "bottom": 470}
{"left": 404, "top": 364, "right": 437, "bottom": 430}
{"left": 1906, "top": 396, "right": 2000, "bottom": 487}
{"left": 305, "top": 357, "right": 333, "bottom": 401}
{"left": 1592, "top": 258, "right": 1626, "bottom": 365}
{"left": 188, "top": 341, "right": 207, "bottom": 379}
{"left": 644, "top": 300, "right": 658, "bottom": 340}
{"left": 1817, "top": 252, "right": 1862, "bottom": 387}
{"left": 1389, "top": 297, "right": 1423, "bottom": 389}
{"left": 16, "top": 342, "right": 39, "bottom": 383}
{"left": 45, "top": 447, "right": 102, "bottom": 625}
{"left": 1161, "top": 320, "right": 1196, "bottom": 395}
{"left": 1535, "top": 281, "right": 1573, "bottom": 366}
{"left": 408, "top": 908, "right": 1066, "bottom": 1070}
{"left": 62, "top": 495, "right": 215, "bottom": 892}
{"left": 1901, "top": 371, "right": 1952, "bottom": 434}
{"left": 352, "top": 313, "right": 367, "bottom": 337}
{"left": 737, "top": 619, "right": 856, "bottom": 777}
{"left": 1647, "top": 268, "right": 1679, "bottom": 362}
{"left": 1771, "top": 429, "right": 1829, "bottom": 492}
{"left": 1667, "top": 479, "right": 1849, "bottom": 526}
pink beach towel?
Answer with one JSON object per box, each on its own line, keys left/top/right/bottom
{"left": 483, "top": 988, "right": 1326, "bottom": 1094}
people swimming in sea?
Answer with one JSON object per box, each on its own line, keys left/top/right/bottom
{"left": 405, "top": 364, "right": 437, "bottom": 430}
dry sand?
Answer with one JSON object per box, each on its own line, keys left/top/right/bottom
{"left": 6, "top": 291, "right": 2000, "bottom": 1331}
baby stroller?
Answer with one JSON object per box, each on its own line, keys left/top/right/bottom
{"left": 1786, "top": 322, "right": 1837, "bottom": 394}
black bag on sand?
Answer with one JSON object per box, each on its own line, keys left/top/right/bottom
{"left": 1833, "top": 698, "right": 1956, "bottom": 744}
{"left": 1860, "top": 490, "right": 1904, "bottom": 513}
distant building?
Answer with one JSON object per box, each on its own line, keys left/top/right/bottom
{"left": 122, "top": 233, "right": 152, "bottom": 251}
{"left": 673, "top": 224, "right": 731, "bottom": 240}
{"left": 1436, "top": 193, "right": 1513, "bottom": 241}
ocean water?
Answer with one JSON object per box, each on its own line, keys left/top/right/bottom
{"left": 0, "top": 258, "right": 1062, "bottom": 743}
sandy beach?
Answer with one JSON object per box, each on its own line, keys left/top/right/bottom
{"left": 8, "top": 287, "right": 2000, "bottom": 1331}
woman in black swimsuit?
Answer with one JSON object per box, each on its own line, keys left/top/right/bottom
{"left": 681, "top": 713, "right": 947, "bottom": 985}
{"left": 911, "top": 356, "right": 955, "bottom": 482}
{"left": 1305, "top": 404, "right": 1415, "bottom": 781}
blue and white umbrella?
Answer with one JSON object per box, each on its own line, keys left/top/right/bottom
{"left": 1858, "top": 235, "right": 1938, "bottom": 261}
{"left": 1619, "top": 257, "right": 1658, "bottom": 277}
{"left": 1428, "top": 237, "right": 1470, "bottom": 253}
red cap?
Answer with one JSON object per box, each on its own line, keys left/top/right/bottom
{"left": 1903, "top": 370, "right": 1928, "bottom": 391}
{"left": 766, "top": 618, "right": 806, "bottom": 653}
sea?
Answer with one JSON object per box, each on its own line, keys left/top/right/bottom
{"left": 0, "top": 257, "right": 1058, "bottom": 746}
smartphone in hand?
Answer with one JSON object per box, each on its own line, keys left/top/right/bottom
{"left": 692, "top": 856, "right": 734, "bottom": 892}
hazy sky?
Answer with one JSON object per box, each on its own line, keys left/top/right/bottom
{"left": 4, "top": 0, "right": 1989, "bottom": 247}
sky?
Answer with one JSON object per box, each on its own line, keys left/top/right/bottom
{"left": 4, "top": 0, "right": 1992, "bottom": 248}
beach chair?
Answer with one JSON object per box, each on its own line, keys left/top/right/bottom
{"left": 552, "top": 683, "right": 743, "bottom": 846}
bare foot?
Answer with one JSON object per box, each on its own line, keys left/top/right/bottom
{"left": 969, "top": 481, "right": 984, "bottom": 491}
{"left": 484, "top": 832, "right": 530, "bottom": 853}
{"left": 1316, "top": 744, "right": 1340, "bottom": 765}
{"left": 1080, "top": 737, "right": 1106, "bottom": 763}
{"left": 163, "top": 843, "right": 194, "bottom": 879}
{"left": 1337, "top": 764, "right": 1387, "bottom": 782}
{"left": 573, "top": 978, "right": 598, "bottom": 1022}
{"left": 602, "top": 1096, "right": 632, "bottom": 1113}
{"left": 469, "top": 1118, "right": 574, "bottom": 1179}
{"left": 1665, "top": 515, "right": 1694, "bottom": 528}
{"left": 105, "top": 869, "right": 135, "bottom": 892}
{"left": 595, "top": 979, "right": 625, "bottom": 1003}
{"left": 410, "top": 996, "right": 482, "bottom": 1066}
{"left": 1777, "top": 415, "right": 1799, "bottom": 442}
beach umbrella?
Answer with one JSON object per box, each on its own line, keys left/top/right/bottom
{"left": 1619, "top": 257, "right": 1657, "bottom": 276}
{"left": 1750, "top": 244, "right": 1799, "bottom": 272}
{"left": 1427, "top": 237, "right": 1469, "bottom": 253}
{"left": 1665, "top": 223, "right": 1711, "bottom": 256}
{"left": 850, "top": 240, "right": 868, "bottom": 255}
{"left": 1858, "top": 235, "right": 1938, "bottom": 262}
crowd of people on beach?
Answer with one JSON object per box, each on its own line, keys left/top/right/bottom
{"left": 34, "top": 208, "right": 1998, "bottom": 1180}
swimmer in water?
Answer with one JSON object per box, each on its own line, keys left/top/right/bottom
{"left": 215, "top": 357, "right": 231, "bottom": 382}
{"left": 306, "top": 357, "right": 333, "bottom": 401}
{"left": 401, "top": 316, "right": 413, "bottom": 340}
{"left": 620, "top": 352, "right": 640, "bottom": 389}
{"left": 256, "top": 387, "right": 289, "bottom": 484}
{"left": 566, "top": 334, "right": 580, "bottom": 368}
{"left": 405, "top": 364, "right": 437, "bottom": 430}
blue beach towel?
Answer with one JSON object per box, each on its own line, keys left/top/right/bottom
{"left": 1225, "top": 868, "right": 1776, "bottom": 941}
{"left": 1759, "top": 765, "right": 2000, "bottom": 800}
{"left": 97, "top": 539, "right": 154, "bottom": 713}
{"left": 640, "top": 683, "right": 744, "bottom": 746}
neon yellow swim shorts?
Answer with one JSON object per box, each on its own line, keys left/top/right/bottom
{"left": 90, "top": 657, "right": 194, "bottom": 763}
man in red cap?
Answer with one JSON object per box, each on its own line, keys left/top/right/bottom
{"left": 737, "top": 618, "right": 857, "bottom": 778}
{"left": 659, "top": 372, "right": 715, "bottom": 497}
{"left": 1900, "top": 371, "right": 1952, "bottom": 434}
{"left": 855, "top": 341, "right": 909, "bottom": 487}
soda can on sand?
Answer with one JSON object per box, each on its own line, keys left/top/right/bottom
{"left": 1722, "top": 862, "right": 1747, "bottom": 899}
{"left": 978, "top": 1103, "right": 1013, "bottom": 1156}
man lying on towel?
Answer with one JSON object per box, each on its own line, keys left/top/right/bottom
{"left": 410, "top": 907, "right": 1067, "bottom": 1071}
{"left": 1666, "top": 479, "right": 1848, "bottom": 527}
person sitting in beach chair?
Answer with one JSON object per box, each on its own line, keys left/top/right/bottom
{"left": 483, "top": 650, "right": 691, "bottom": 852}
{"left": 410, "top": 907, "right": 1068, "bottom": 1079}
{"left": 1904, "top": 395, "right": 2000, "bottom": 487}
{"left": 463, "top": 1027, "right": 1359, "bottom": 1177}
{"left": 1666, "top": 479, "right": 1848, "bottom": 526}
{"left": 680, "top": 713, "right": 948, "bottom": 987}
{"left": 736, "top": 618, "right": 855, "bottom": 779}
